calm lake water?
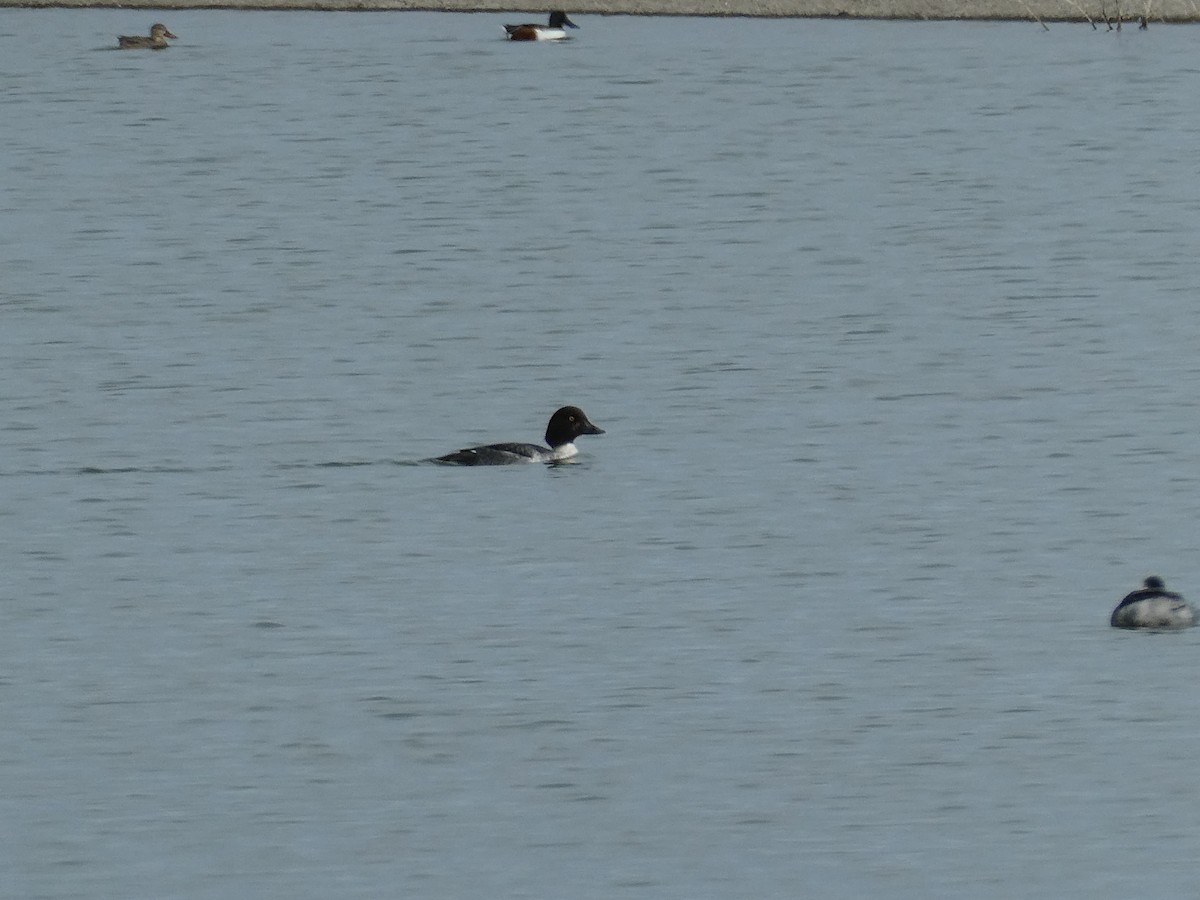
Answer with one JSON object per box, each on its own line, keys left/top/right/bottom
{"left": 4, "top": 9, "right": 1200, "bottom": 898}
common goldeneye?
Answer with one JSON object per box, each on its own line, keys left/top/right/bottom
{"left": 1110, "top": 576, "right": 1197, "bottom": 629}
{"left": 504, "top": 11, "right": 578, "bottom": 41}
{"left": 435, "top": 406, "right": 604, "bottom": 465}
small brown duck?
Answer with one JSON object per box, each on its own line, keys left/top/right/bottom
{"left": 117, "top": 24, "right": 178, "bottom": 50}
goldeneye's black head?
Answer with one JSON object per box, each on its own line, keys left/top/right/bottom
{"left": 545, "top": 406, "right": 604, "bottom": 448}
{"left": 1144, "top": 575, "right": 1166, "bottom": 591}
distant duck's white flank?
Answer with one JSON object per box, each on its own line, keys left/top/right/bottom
{"left": 1111, "top": 576, "right": 1197, "bottom": 630}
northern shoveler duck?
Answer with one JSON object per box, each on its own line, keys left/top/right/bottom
{"left": 504, "top": 11, "right": 578, "bottom": 41}
{"left": 434, "top": 406, "right": 604, "bottom": 465}
{"left": 117, "top": 24, "right": 177, "bottom": 50}
{"left": 1110, "top": 576, "right": 1197, "bottom": 629}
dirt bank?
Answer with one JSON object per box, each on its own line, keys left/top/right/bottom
{"left": 4, "top": 0, "right": 1193, "bottom": 23}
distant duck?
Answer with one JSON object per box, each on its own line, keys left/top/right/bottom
{"left": 434, "top": 405, "right": 604, "bottom": 466}
{"left": 1110, "top": 576, "right": 1197, "bottom": 629}
{"left": 504, "top": 11, "right": 579, "bottom": 41}
{"left": 117, "top": 23, "right": 177, "bottom": 50}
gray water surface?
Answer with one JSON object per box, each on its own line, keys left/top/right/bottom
{"left": 4, "top": 10, "right": 1200, "bottom": 898}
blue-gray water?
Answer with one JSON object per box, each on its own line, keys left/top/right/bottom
{"left": 4, "top": 9, "right": 1200, "bottom": 898}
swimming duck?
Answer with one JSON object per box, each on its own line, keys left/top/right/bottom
{"left": 504, "top": 11, "right": 578, "bottom": 41}
{"left": 117, "top": 24, "right": 177, "bottom": 50}
{"left": 435, "top": 406, "right": 604, "bottom": 465}
{"left": 1110, "top": 576, "right": 1197, "bottom": 629}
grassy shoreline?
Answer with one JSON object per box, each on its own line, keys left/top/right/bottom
{"left": 4, "top": 0, "right": 1195, "bottom": 22}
